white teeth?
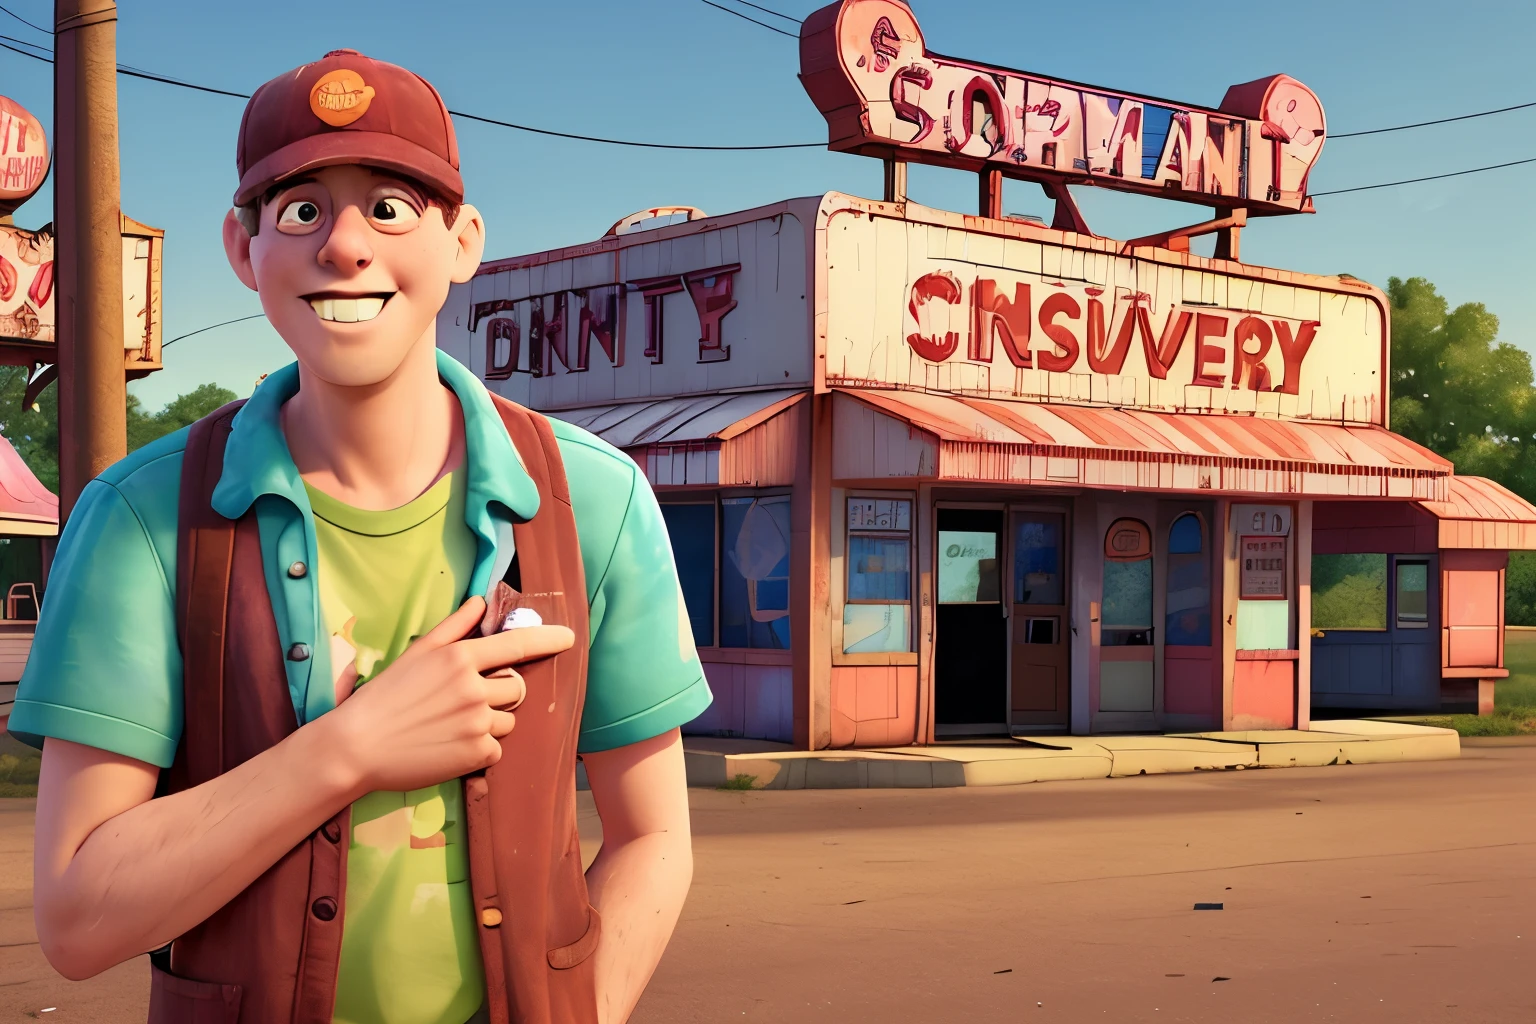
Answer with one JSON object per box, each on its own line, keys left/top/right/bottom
{"left": 309, "top": 296, "right": 387, "bottom": 323}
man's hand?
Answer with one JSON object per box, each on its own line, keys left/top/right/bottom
{"left": 329, "top": 595, "right": 575, "bottom": 795}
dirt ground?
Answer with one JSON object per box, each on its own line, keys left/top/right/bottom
{"left": 4, "top": 745, "right": 1533, "bottom": 1023}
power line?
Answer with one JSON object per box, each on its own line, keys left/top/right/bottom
{"left": 0, "top": 3, "right": 48, "bottom": 36}
{"left": 699, "top": 0, "right": 798, "bottom": 38}
{"left": 1312, "top": 156, "right": 1536, "bottom": 196}
{"left": 728, "top": 0, "right": 803, "bottom": 24}
{"left": 450, "top": 107, "right": 818, "bottom": 150}
{"left": 1331, "top": 100, "right": 1536, "bottom": 139}
{"left": 0, "top": 33, "right": 829, "bottom": 151}
{"left": 162, "top": 313, "right": 266, "bottom": 348}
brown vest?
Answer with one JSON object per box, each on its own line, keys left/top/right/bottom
{"left": 148, "top": 396, "right": 600, "bottom": 1024}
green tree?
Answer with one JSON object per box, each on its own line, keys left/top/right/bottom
{"left": 1388, "top": 276, "right": 1536, "bottom": 497}
{"left": 0, "top": 366, "right": 236, "bottom": 492}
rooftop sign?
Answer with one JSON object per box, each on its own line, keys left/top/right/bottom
{"left": 799, "top": 0, "right": 1326, "bottom": 215}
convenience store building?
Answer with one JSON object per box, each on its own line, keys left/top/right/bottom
{"left": 437, "top": 0, "right": 1535, "bottom": 748}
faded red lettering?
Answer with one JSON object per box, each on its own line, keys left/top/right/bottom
{"left": 1273, "top": 319, "right": 1319, "bottom": 395}
{"left": 906, "top": 272, "right": 963, "bottom": 362}
{"left": 1036, "top": 291, "right": 1080, "bottom": 372}
{"left": 485, "top": 318, "right": 518, "bottom": 380}
{"left": 1231, "top": 316, "right": 1273, "bottom": 391}
{"left": 542, "top": 292, "right": 571, "bottom": 374}
{"left": 971, "top": 279, "right": 1032, "bottom": 367}
{"left": 891, "top": 66, "right": 935, "bottom": 145}
{"left": 1129, "top": 298, "right": 1191, "bottom": 380}
{"left": 685, "top": 263, "right": 740, "bottom": 364}
{"left": 1085, "top": 289, "right": 1132, "bottom": 374}
{"left": 1191, "top": 313, "right": 1229, "bottom": 387}
{"left": 575, "top": 285, "right": 624, "bottom": 370}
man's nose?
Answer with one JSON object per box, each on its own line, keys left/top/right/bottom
{"left": 316, "top": 205, "right": 373, "bottom": 272}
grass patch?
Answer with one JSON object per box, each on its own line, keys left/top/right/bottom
{"left": 1419, "top": 630, "right": 1536, "bottom": 737}
{"left": 717, "top": 773, "right": 757, "bottom": 791}
{"left": 0, "top": 751, "right": 40, "bottom": 798}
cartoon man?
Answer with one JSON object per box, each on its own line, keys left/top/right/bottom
{"left": 9, "top": 50, "right": 710, "bottom": 1024}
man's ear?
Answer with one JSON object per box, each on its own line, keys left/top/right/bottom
{"left": 449, "top": 204, "right": 486, "bottom": 285}
{"left": 222, "top": 209, "right": 259, "bottom": 292}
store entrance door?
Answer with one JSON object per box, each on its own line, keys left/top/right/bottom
{"left": 1010, "top": 509, "right": 1070, "bottom": 729}
{"left": 934, "top": 507, "right": 1007, "bottom": 733}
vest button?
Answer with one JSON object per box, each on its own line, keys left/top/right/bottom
{"left": 321, "top": 820, "right": 342, "bottom": 843}
{"left": 311, "top": 897, "right": 338, "bottom": 922}
{"left": 287, "top": 561, "right": 308, "bottom": 579}
{"left": 287, "top": 643, "right": 311, "bottom": 662}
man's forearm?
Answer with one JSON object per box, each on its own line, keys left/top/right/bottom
{"left": 34, "top": 723, "right": 364, "bottom": 980}
{"left": 585, "top": 829, "right": 694, "bottom": 1024}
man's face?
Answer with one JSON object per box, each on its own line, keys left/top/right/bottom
{"left": 224, "top": 164, "right": 483, "bottom": 387}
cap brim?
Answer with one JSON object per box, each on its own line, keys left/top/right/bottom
{"left": 233, "top": 130, "right": 463, "bottom": 207}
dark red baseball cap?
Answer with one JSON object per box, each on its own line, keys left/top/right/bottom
{"left": 234, "top": 49, "right": 462, "bottom": 208}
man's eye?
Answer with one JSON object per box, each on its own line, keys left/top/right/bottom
{"left": 277, "top": 201, "right": 321, "bottom": 228}
{"left": 370, "top": 197, "right": 420, "bottom": 227}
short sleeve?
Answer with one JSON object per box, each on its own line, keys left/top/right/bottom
{"left": 576, "top": 462, "right": 711, "bottom": 753}
{"left": 7, "top": 478, "right": 183, "bottom": 766}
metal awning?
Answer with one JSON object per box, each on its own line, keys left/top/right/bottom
{"left": 833, "top": 388, "right": 1452, "bottom": 500}
{"left": 1417, "top": 475, "right": 1536, "bottom": 549}
{"left": 546, "top": 389, "right": 807, "bottom": 488}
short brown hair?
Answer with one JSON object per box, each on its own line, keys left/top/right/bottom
{"left": 236, "top": 174, "right": 461, "bottom": 237}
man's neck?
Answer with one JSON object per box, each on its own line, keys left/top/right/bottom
{"left": 281, "top": 337, "right": 466, "bottom": 512}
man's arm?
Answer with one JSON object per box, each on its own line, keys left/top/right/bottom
{"left": 31, "top": 603, "right": 568, "bottom": 980}
{"left": 582, "top": 728, "right": 693, "bottom": 1024}
{"left": 34, "top": 729, "right": 359, "bottom": 980}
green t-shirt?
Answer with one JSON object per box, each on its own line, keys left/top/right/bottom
{"left": 305, "top": 471, "right": 482, "bottom": 1024}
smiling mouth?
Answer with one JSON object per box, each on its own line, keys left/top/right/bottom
{"left": 304, "top": 292, "right": 393, "bottom": 323}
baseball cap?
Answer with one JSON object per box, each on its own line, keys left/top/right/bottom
{"left": 234, "top": 49, "right": 462, "bottom": 208}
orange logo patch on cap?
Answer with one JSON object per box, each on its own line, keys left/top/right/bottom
{"left": 309, "top": 69, "right": 375, "bottom": 127}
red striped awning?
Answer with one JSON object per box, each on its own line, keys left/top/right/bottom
{"left": 0, "top": 433, "right": 56, "bottom": 534}
{"left": 834, "top": 389, "right": 1451, "bottom": 500}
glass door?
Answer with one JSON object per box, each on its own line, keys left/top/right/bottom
{"left": 1010, "top": 510, "right": 1069, "bottom": 729}
{"left": 934, "top": 507, "right": 1007, "bottom": 731}
{"left": 1099, "top": 518, "right": 1155, "bottom": 713}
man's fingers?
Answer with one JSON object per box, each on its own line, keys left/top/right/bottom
{"left": 461, "top": 625, "right": 575, "bottom": 673}
{"left": 484, "top": 671, "right": 526, "bottom": 711}
{"left": 488, "top": 709, "right": 516, "bottom": 739}
{"left": 413, "top": 596, "right": 488, "bottom": 652}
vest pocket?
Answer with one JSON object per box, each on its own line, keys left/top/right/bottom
{"left": 147, "top": 962, "right": 242, "bottom": 1023}
{"left": 546, "top": 904, "right": 601, "bottom": 970}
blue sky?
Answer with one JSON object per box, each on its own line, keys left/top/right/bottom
{"left": 0, "top": 0, "right": 1531, "bottom": 409}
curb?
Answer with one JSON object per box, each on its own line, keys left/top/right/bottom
{"left": 685, "top": 722, "right": 1460, "bottom": 790}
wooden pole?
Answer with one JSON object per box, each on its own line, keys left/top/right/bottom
{"left": 54, "top": 0, "right": 124, "bottom": 523}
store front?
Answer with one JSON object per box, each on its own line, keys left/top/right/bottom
{"left": 438, "top": 0, "right": 1535, "bottom": 749}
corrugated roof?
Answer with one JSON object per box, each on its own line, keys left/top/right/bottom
{"left": 846, "top": 389, "right": 1451, "bottom": 475}
{"left": 1419, "top": 475, "right": 1536, "bottom": 524}
{"left": 545, "top": 389, "right": 805, "bottom": 449}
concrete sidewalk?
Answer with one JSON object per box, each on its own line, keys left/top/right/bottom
{"left": 682, "top": 720, "right": 1460, "bottom": 789}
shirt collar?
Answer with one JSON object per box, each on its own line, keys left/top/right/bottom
{"left": 211, "top": 348, "right": 540, "bottom": 524}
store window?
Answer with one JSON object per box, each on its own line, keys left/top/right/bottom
{"left": 1311, "top": 554, "right": 1387, "bottom": 630}
{"left": 1165, "top": 513, "right": 1210, "bottom": 646}
{"left": 720, "top": 494, "right": 792, "bottom": 649}
{"left": 1102, "top": 518, "right": 1152, "bottom": 646}
{"left": 844, "top": 497, "right": 913, "bottom": 653}
{"left": 658, "top": 503, "right": 716, "bottom": 649}
{"left": 1396, "top": 560, "right": 1430, "bottom": 629}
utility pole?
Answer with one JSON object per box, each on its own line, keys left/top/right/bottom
{"left": 53, "top": 0, "right": 123, "bottom": 523}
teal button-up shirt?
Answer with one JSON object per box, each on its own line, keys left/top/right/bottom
{"left": 10, "top": 349, "right": 710, "bottom": 764}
